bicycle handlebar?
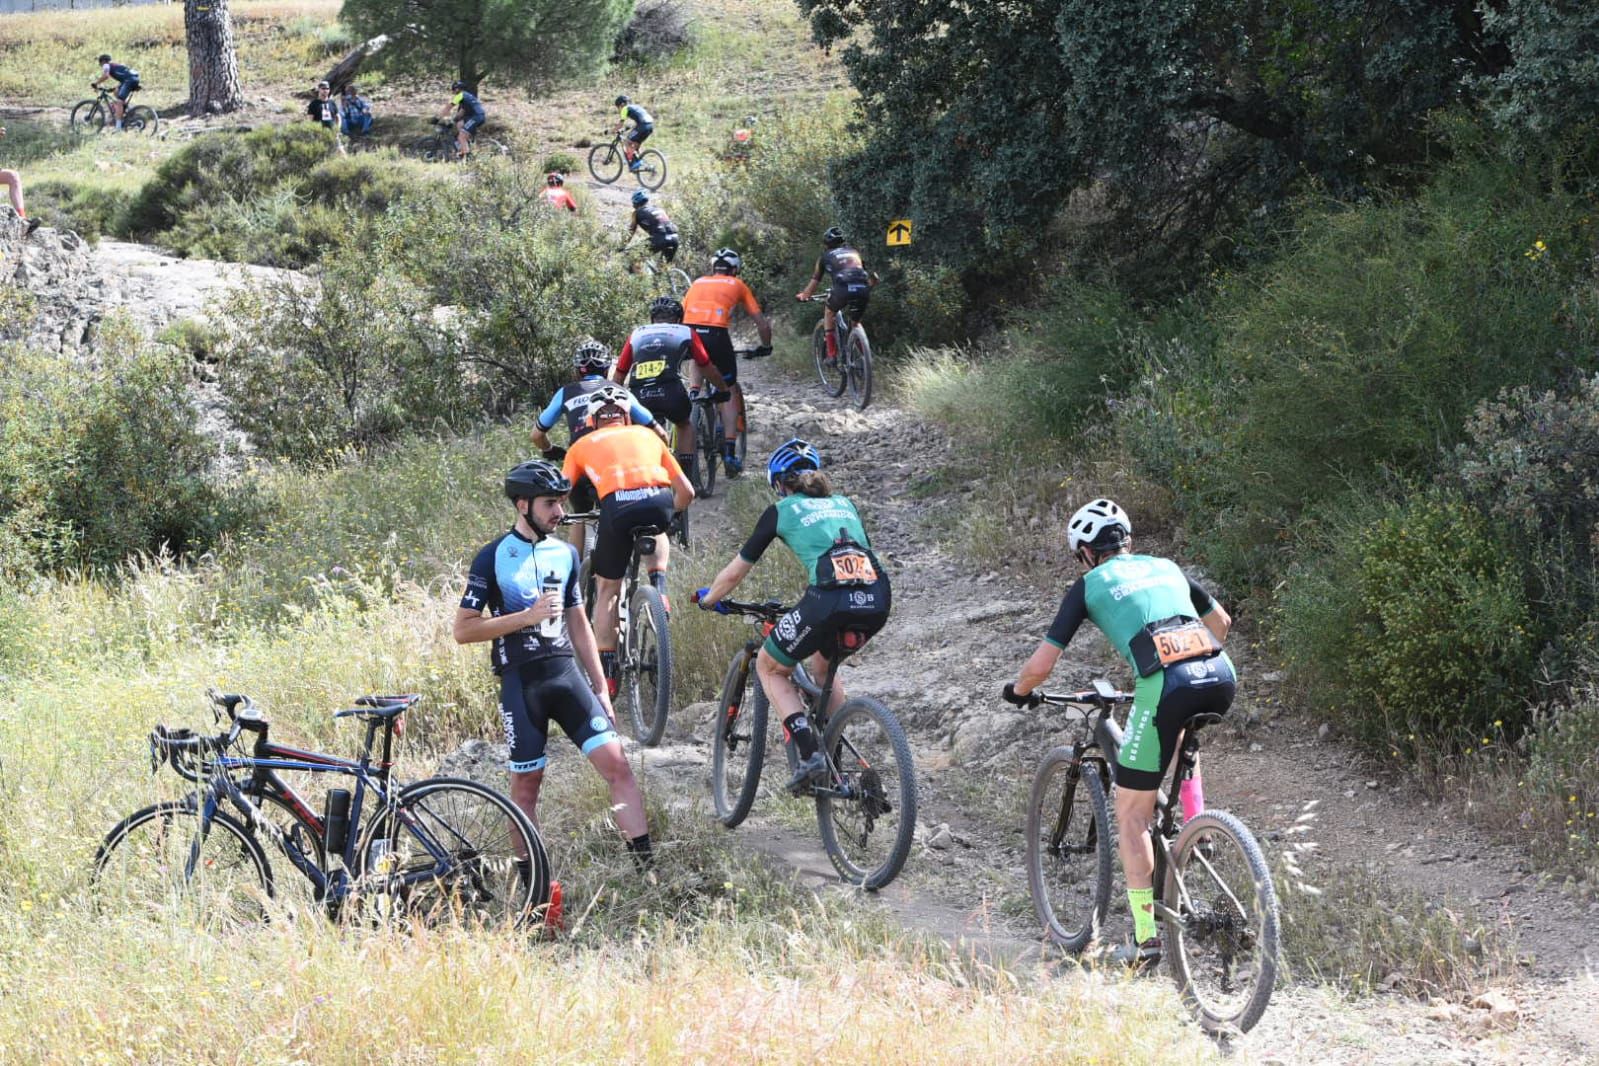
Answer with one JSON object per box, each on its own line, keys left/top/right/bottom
{"left": 1035, "top": 681, "right": 1134, "bottom": 708}
{"left": 710, "top": 597, "right": 788, "bottom": 619}
{"left": 559, "top": 510, "right": 600, "bottom": 525}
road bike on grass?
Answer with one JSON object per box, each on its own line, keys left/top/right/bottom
{"left": 70, "top": 87, "right": 157, "bottom": 136}
{"left": 93, "top": 691, "right": 551, "bottom": 930}
{"left": 706, "top": 599, "right": 916, "bottom": 890}
{"left": 567, "top": 511, "right": 674, "bottom": 747}
{"left": 1024, "top": 680, "right": 1279, "bottom": 1034}
{"left": 808, "top": 294, "right": 872, "bottom": 410}
{"left": 588, "top": 131, "right": 667, "bottom": 191}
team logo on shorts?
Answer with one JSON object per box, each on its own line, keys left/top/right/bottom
{"left": 499, "top": 700, "right": 516, "bottom": 746}
{"left": 776, "top": 611, "right": 800, "bottom": 641}
{"left": 590, "top": 715, "right": 611, "bottom": 734}
{"left": 850, "top": 590, "right": 871, "bottom": 607}
{"left": 1186, "top": 659, "right": 1213, "bottom": 679}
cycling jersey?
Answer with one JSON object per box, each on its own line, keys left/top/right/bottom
{"left": 461, "top": 530, "right": 583, "bottom": 674}
{"left": 812, "top": 246, "right": 868, "bottom": 284}
{"left": 615, "top": 324, "right": 710, "bottom": 386}
{"left": 633, "top": 205, "right": 676, "bottom": 238}
{"left": 683, "top": 275, "right": 761, "bottom": 328}
{"left": 453, "top": 91, "right": 486, "bottom": 122}
{"left": 102, "top": 63, "right": 139, "bottom": 85}
{"left": 543, "top": 187, "right": 578, "bottom": 212}
{"left": 1045, "top": 555, "right": 1217, "bottom": 664}
{"left": 562, "top": 424, "right": 684, "bottom": 501}
{"left": 739, "top": 494, "right": 873, "bottom": 586}
{"left": 621, "top": 103, "right": 654, "bottom": 128}
{"left": 536, "top": 376, "right": 655, "bottom": 439}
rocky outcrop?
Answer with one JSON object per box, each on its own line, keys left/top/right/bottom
{"left": 2, "top": 208, "right": 100, "bottom": 352}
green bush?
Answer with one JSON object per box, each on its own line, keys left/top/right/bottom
{"left": 540, "top": 152, "right": 579, "bottom": 176}
{"left": 25, "top": 180, "right": 133, "bottom": 241}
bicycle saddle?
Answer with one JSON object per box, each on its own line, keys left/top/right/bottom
{"left": 1182, "top": 710, "right": 1227, "bottom": 731}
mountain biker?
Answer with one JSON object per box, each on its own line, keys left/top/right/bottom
{"left": 693, "top": 440, "right": 890, "bottom": 793}
{"left": 90, "top": 53, "right": 140, "bottom": 131}
{"left": 532, "top": 341, "right": 663, "bottom": 559}
{"left": 561, "top": 385, "right": 695, "bottom": 698}
{"left": 624, "top": 190, "right": 679, "bottom": 263}
{"left": 0, "top": 125, "right": 38, "bottom": 236}
{"left": 682, "top": 248, "right": 773, "bottom": 476}
{"left": 440, "top": 80, "right": 486, "bottom": 160}
{"left": 614, "top": 94, "right": 654, "bottom": 171}
{"left": 1000, "top": 498, "right": 1235, "bottom": 971}
{"left": 307, "top": 80, "right": 341, "bottom": 130}
{"left": 542, "top": 172, "right": 577, "bottom": 213}
{"left": 339, "top": 83, "right": 374, "bottom": 137}
{"left": 795, "top": 226, "right": 874, "bottom": 363}
{"left": 612, "top": 295, "right": 731, "bottom": 480}
{"left": 453, "top": 459, "right": 653, "bottom": 873}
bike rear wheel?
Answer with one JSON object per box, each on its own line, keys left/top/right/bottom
{"left": 666, "top": 267, "right": 691, "bottom": 296}
{"left": 124, "top": 105, "right": 158, "bottom": 135}
{"left": 92, "top": 801, "right": 274, "bottom": 929}
{"left": 692, "top": 401, "right": 719, "bottom": 498}
{"left": 359, "top": 777, "right": 548, "bottom": 927}
{"left": 635, "top": 149, "right": 667, "bottom": 190}
{"left": 813, "top": 320, "right": 847, "bottom": 397}
{"left": 1025, "top": 748, "right": 1113, "bottom": 952}
{"left": 846, "top": 326, "right": 873, "bottom": 409}
{"left": 588, "top": 142, "right": 623, "bottom": 184}
{"left": 70, "top": 100, "right": 106, "bottom": 134}
{"left": 711, "top": 649, "right": 768, "bottom": 828}
{"left": 626, "top": 584, "right": 673, "bottom": 747}
{"left": 1162, "top": 809, "right": 1281, "bottom": 1034}
{"left": 815, "top": 697, "right": 917, "bottom": 889}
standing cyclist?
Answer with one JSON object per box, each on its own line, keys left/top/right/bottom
{"left": 614, "top": 94, "right": 654, "bottom": 172}
{"left": 795, "top": 226, "right": 873, "bottom": 363}
{"left": 624, "top": 190, "right": 679, "bottom": 263}
{"left": 693, "top": 440, "right": 890, "bottom": 792}
{"left": 531, "top": 340, "right": 663, "bottom": 560}
{"left": 562, "top": 386, "right": 695, "bottom": 698}
{"left": 682, "top": 248, "right": 772, "bottom": 476}
{"left": 440, "top": 80, "right": 487, "bottom": 160}
{"left": 1001, "top": 498, "right": 1235, "bottom": 970}
{"left": 453, "top": 459, "right": 653, "bottom": 873}
{"left": 90, "top": 53, "right": 140, "bottom": 131}
{"left": 612, "top": 295, "right": 730, "bottom": 484}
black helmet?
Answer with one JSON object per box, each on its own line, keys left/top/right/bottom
{"left": 505, "top": 459, "right": 570, "bottom": 501}
{"left": 546, "top": 172, "right": 564, "bottom": 186}
{"left": 573, "top": 339, "right": 611, "bottom": 374}
{"left": 451, "top": 80, "right": 468, "bottom": 92}
{"left": 649, "top": 295, "right": 683, "bottom": 322}
{"left": 98, "top": 53, "right": 112, "bottom": 64}
{"left": 823, "top": 226, "right": 846, "bottom": 248}
{"left": 711, "top": 248, "right": 742, "bottom": 275}
{"left": 615, "top": 95, "right": 629, "bottom": 107}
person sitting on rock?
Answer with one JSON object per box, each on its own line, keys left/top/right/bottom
{"left": 339, "top": 84, "right": 374, "bottom": 137}
{"left": 0, "top": 125, "right": 39, "bottom": 236}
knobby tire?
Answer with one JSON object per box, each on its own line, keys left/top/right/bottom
{"left": 627, "top": 585, "right": 673, "bottom": 747}
{"left": 814, "top": 697, "right": 917, "bottom": 890}
{"left": 711, "top": 649, "right": 768, "bottom": 828}
{"left": 1025, "top": 748, "right": 1113, "bottom": 951}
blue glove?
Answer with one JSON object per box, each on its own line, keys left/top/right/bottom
{"left": 693, "top": 587, "right": 714, "bottom": 609}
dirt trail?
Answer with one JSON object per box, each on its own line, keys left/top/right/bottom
{"left": 629, "top": 352, "right": 1599, "bottom": 1064}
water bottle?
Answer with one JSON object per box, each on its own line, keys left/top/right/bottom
{"left": 538, "top": 571, "right": 563, "bottom": 639}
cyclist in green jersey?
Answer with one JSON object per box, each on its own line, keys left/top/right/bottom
{"left": 693, "top": 440, "right": 891, "bottom": 792}
{"left": 1002, "top": 498, "right": 1235, "bottom": 969}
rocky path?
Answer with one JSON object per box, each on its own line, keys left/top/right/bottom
{"left": 627, "top": 352, "right": 1599, "bottom": 1064}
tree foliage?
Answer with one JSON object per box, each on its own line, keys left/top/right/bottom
{"left": 342, "top": 0, "right": 632, "bottom": 89}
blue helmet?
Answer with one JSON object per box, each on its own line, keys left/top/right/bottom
{"left": 767, "top": 438, "right": 822, "bottom": 489}
{"left": 632, "top": 190, "right": 649, "bottom": 207}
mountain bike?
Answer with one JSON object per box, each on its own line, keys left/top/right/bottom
{"left": 684, "top": 383, "right": 744, "bottom": 499}
{"left": 704, "top": 599, "right": 916, "bottom": 890}
{"left": 622, "top": 246, "right": 690, "bottom": 296}
{"left": 567, "top": 511, "right": 674, "bottom": 747}
{"left": 408, "top": 118, "right": 510, "bottom": 162}
{"left": 588, "top": 131, "right": 667, "bottom": 190}
{"left": 808, "top": 294, "right": 872, "bottom": 409}
{"left": 1024, "top": 680, "right": 1280, "bottom": 1034}
{"left": 70, "top": 87, "right": 157, "bottom": 135}
{"left": 93, "top": 691, "right": 552, "bottom": 931}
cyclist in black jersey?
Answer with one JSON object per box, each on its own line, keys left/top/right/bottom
{"left": 795, "top": 226, "right": 874, "bottom": 362}
{"left": 90, "top": 53, "right": 141, "bottom": 131}
{"left": 441, "top": 80, "right": 487, "bottom": 160}
{"left": 454, "top": 459, "right": 652, "bottom": 869}
{"left": 612, "top": 295, "right": 730, "bottom": 478}
{"left": 624, "top": 191, "right": 679, "bottom": 262}
{"left": 614, "top": 94, "right": 654, "bottom": 171}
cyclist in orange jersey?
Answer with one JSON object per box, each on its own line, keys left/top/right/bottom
{"left": 681, "top": 248, "right": 772, "bottom": 476}
{"left": 562, "top": 385, "right": 695, "bottom": 696}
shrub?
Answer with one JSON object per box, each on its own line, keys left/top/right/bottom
{"left": 25, "top": 180, "right": 133, "bottom": 241}
{"left": 540, "top": 152, "right": 579, "bottom": 176}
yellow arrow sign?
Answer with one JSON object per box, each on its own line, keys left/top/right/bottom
{"left": 886, "top": 219, "right": 912, "bottom": 247}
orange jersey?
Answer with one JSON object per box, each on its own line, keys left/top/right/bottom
{"left": 563, "top": 425, "right": 684, "bottom": 500}
{"left": 683, "top": 275, "right": 761, "bottom": 327}
{"left": 543, "top": 187, "right": 577, "bottom": 212}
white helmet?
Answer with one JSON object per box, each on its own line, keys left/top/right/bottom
{"left": 1066, "top": 498, "right": 1131, "bottom": 554}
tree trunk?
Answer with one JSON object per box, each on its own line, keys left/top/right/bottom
{"left": 185, "top": 0, "right": 245, "bottom": 116}
{"left": 321, "top": 35, "right": 390, "bottom": 94}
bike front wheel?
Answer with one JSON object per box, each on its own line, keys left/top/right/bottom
{"left": 1162, "top": 809, "right": 1281, "bottom": 1034}
{"left": 124, "top": 105, "right": 159, "bottom": 136}
{"left": 666, "top": 267, "right": 691, "bottom": 297}
{"left": 711, "top": 649, "right": 768, "bottom": 828}
{"left": 92, "top": 801, "right": 274, "bottom": 929}
{"left": 815, "top": 697, "right": 917, "bottom": 890}
{"left": 1025, "top": 749, "right": 1113, "bottom": 952}
{"left": 588, "top": 142, "right": 623, "bottom": 184}
{"left": 635, "top": 149, "right": 667, "bottom": 190}
{"left": 692, "top": 402, "right": 719, "bottom": 498}
{"left": 846, "top": 327, "right": 873, "bottom": 409}
{"left": 359, "top": 777, "right": 548, "bottom": 927}
{"left": 813, "top": 320, "right": 847, "bottom": 397}
{"left": 70, "top": 99, "right": 106, "bottom": 134}
{"left": 626, "top": 584, "right": 673, "bottom": 747}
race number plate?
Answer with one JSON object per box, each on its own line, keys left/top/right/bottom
{"left": 633, "top": 359, "right": 667, "bottom": 380}
{"left": 830, "top": 549, "right": 878, "bottom": 585}
{"left": 1154, "top": 624, "right": 1219, "bottom": 666}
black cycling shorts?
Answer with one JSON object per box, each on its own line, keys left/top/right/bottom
{"left": 499, "top": 657, "right": 619, "bottom": 773}
{"left": 569, "top": 474, "right": 597, "bottom": 514}
{"left": 594, "top": 487, "right": 674, "bottom": 581}
{"left": 649, "top": 234, "right": 679, "bottom": 262}
{"left": 763, "top": 579, "right": 891, "bottom": 668}
{"left": 634, "top": 377, "right": 691, "bottom": 425}
{"left": 1115, "top": 656, "right": 1237, "bottom": 791}
{"left": 827, "top": 273, "right": 871, "bottom": 314}
{"left": 692, "top": 325, "right": 738, "bottom": 386}
{"left": 627, "top": 123, "right": 654, "bottom": 144}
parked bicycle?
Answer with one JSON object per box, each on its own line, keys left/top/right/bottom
{"left": 70, "top": 86, "right": 157, "bottom": 136}
{"left": 807, "top": 294, "right": 872, "bottom": 409}
{"left": 706, "top": 599, "right": 916, "bottom": 890}
{"left": 1024, "top": 680, "right": 1279, "bottom": 1034}
{"left": 93, "top": 691, "right": 551, "bottom": 930}
{"left": 588, "top": 130, "right": 666, "bottom": 190}
{"left": 567, "top": 511, "right": 674, "bottom": 747}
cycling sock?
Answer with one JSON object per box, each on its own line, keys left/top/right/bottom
{"left": 599, "top": 649, "right": 619, "bottom": 696}
{"left": 674, "top": 451, "right": 694, "bottom": 474}
{"left": 825, "top": 331, "right": 839, "bottom": 358}
{"left": 723, "top": 439, "right": 736, "bottom": 459}
{"left": 1128, "top": 886, "right": 1157, "bottom": 943}
{"left": 626, "top": 832, "right": 654, "bottom": 869}
{"left": 1179, "top": 773, "right": 1205, "bottom": 822}
{"left": 784, "top": 712, "right": 818, "bottom": 758}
